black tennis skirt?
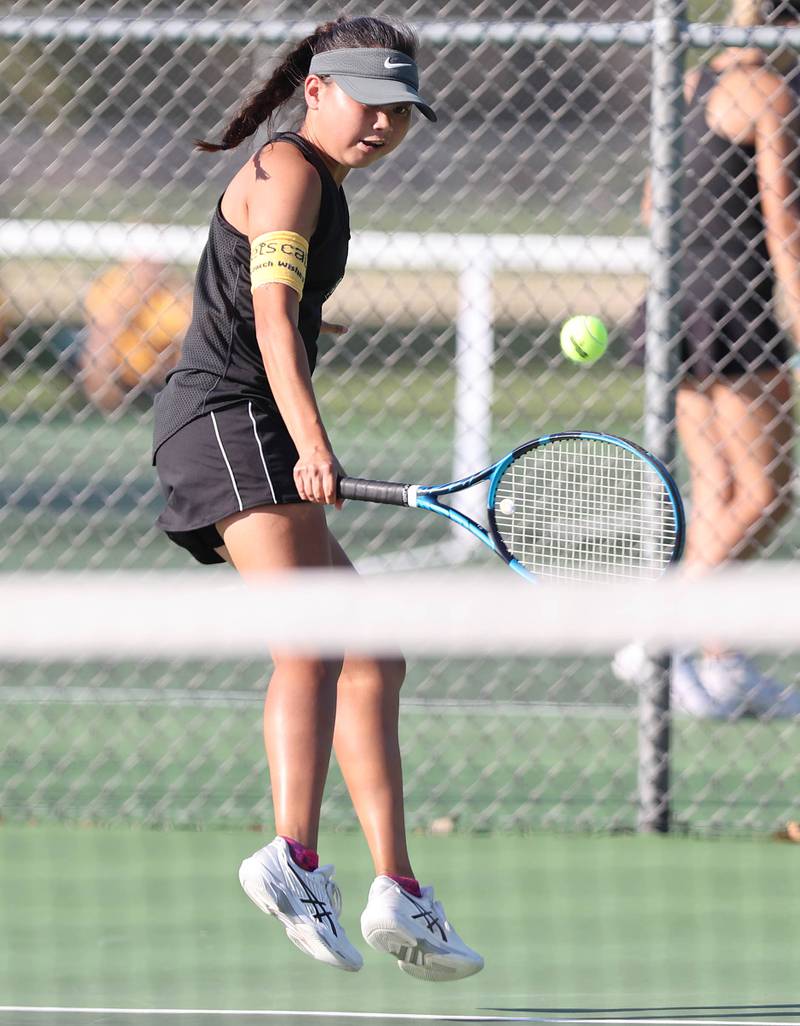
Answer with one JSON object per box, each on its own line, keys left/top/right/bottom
{"left": 628, "top": 289, "right": 791, "bottom": 379}
{"left": 154, "top": 401, "right": 302, "bottom": 564}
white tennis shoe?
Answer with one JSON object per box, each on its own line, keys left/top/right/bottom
{"left": 696, "top": 653, "right": 800, "bottom": 719}
{"left": 360, "top": 875, "right": 484, "bottom": 982}
{"left": 612, "top": 643, "right": 733, "bottom": 719}
{"left": 671, "top": 652, "right": 737, "bottom": 718}
{"left": 239, "top": 837, "right": 363, "bottom": 971}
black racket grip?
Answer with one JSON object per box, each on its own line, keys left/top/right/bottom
{"left": 338, "top": 477, "right": 410, "bottom": 506}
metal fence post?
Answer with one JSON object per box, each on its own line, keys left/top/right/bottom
{"left": 639, "top": 0, "right": 687, "bottom": 833}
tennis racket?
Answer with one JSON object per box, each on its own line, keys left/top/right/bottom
{"left": 337, "top": 432, "right": 685, "bottom": 582}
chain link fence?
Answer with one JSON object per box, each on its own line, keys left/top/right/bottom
{"left": 1, "top": 0, "right": 799, "bottom": 835}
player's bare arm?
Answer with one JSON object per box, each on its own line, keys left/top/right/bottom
{"left": 244, "top": 146, "right": 339, "bottom": 504}
{"left": 754, "top": 72, "right": 800, "bottom": 342}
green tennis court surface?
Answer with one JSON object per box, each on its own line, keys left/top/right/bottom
{"left": 2, "top": 828, "right": 799, "bottom": 1026}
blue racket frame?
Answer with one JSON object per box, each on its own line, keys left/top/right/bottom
{"left": 338, "top": 431, "right": 686, "bottom": 582}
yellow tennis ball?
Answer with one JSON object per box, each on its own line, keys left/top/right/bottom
{"left": 560, "top": 315, "right": 608, "bottom": 364}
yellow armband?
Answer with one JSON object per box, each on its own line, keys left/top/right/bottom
{"left": 250, "top": 231, "right": 309, "bottom": 299}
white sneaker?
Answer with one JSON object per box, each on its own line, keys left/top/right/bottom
{"left": 611, "top": 641, "right": 653, "bottom": 684}
{"left": 671, "top": 653, "right": 736, "bottom": 719}
{"left": 360, "top": 875, "right": 484, "bottom": 982}
{"left": 239, "top": 837, "right": 363, "bottom": 971}
{"left": 612, "top": 643, "right": 732, "bottom": 719}
{"left": 696, "top": 654, "right": 800, "bottom": 719}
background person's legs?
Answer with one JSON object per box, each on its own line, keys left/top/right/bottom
{"left": 676, "top": 371, "right": 796, "bottom": 713}
{"left": 677, "top": 371, "right": 793, "bottom": 569}
{"left": 710, "top": 372, "right": 794, "bottom": 557}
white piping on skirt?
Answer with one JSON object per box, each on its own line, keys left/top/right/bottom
{"left": 210, "top": 411, "right": 244, "bottom": 512}
{"left": 247, "top": 402, "right": 277, "bottom": 504}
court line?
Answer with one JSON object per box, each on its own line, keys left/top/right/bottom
{"left": 0, "top": 1011, "right": 528, "bottom": 1023}
{"left": 1, "top": 1010, "right": 798, "bottom": 1025}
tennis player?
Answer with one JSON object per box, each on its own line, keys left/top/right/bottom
{"left": 153, "top": 16, "right": 483, "bottom": 980}
{"left": 619, "top": 0, "right": 800, "bottom": 718}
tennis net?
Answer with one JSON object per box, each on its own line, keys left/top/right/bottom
{"left": 2, "top": 566, "right": 800, "bottom": 1023}
{"left": 1, "top": 565, "right": 798, "bottom": 836}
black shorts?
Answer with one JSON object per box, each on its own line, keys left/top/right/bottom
{"left": 628, "top": 291, "right": 791, "bottom": 379}
{"left": 154, "top": 401, "right": 301, "bottom": 564}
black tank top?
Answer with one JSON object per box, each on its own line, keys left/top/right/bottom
{"left": 153, "top": 132, "right": 350, "bottom": 453}
{"left": 680, "top": 65, "right": 772, "bottom": 297}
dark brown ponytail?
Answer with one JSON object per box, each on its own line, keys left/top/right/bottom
{"left": 195, "top": 15, "right": 418, "bottom": 153}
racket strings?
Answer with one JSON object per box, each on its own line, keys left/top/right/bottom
{"left": 493, "top": 439, "right": 678, "bottom": 581}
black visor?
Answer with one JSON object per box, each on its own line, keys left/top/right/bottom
{"left": 308, "top": 48, "right": 436, "bottom": 122}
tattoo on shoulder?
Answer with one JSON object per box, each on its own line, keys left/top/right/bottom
{"left": 253, "top": 149, "right": 270, "bottom": 182}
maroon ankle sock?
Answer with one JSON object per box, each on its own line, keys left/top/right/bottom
{"left": 281, "top": 836, "right": 319, "bottom": 872}
{"left": 387, "top": 873, "right": 422, "bottom": 897}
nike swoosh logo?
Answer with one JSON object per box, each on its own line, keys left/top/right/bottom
{"left": 384, "top": 57, "right": 413, "bottom": 69}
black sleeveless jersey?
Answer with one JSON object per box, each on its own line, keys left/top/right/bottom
{"left": 153, "top": 132, "right": 350, "bottom": 453}
{"left": 680, "top": 65, "right": 772, "bottom": 298}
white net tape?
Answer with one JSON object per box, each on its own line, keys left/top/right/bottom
{"left": 1, "top": 565, "right": 797, "bottom": 659}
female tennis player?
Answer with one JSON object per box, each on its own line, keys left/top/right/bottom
{"left": 620, "top": 0, "right": 800, "bottom": 718}
{"left": 153, "top": 16, "right": 482, "bottom": 980}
